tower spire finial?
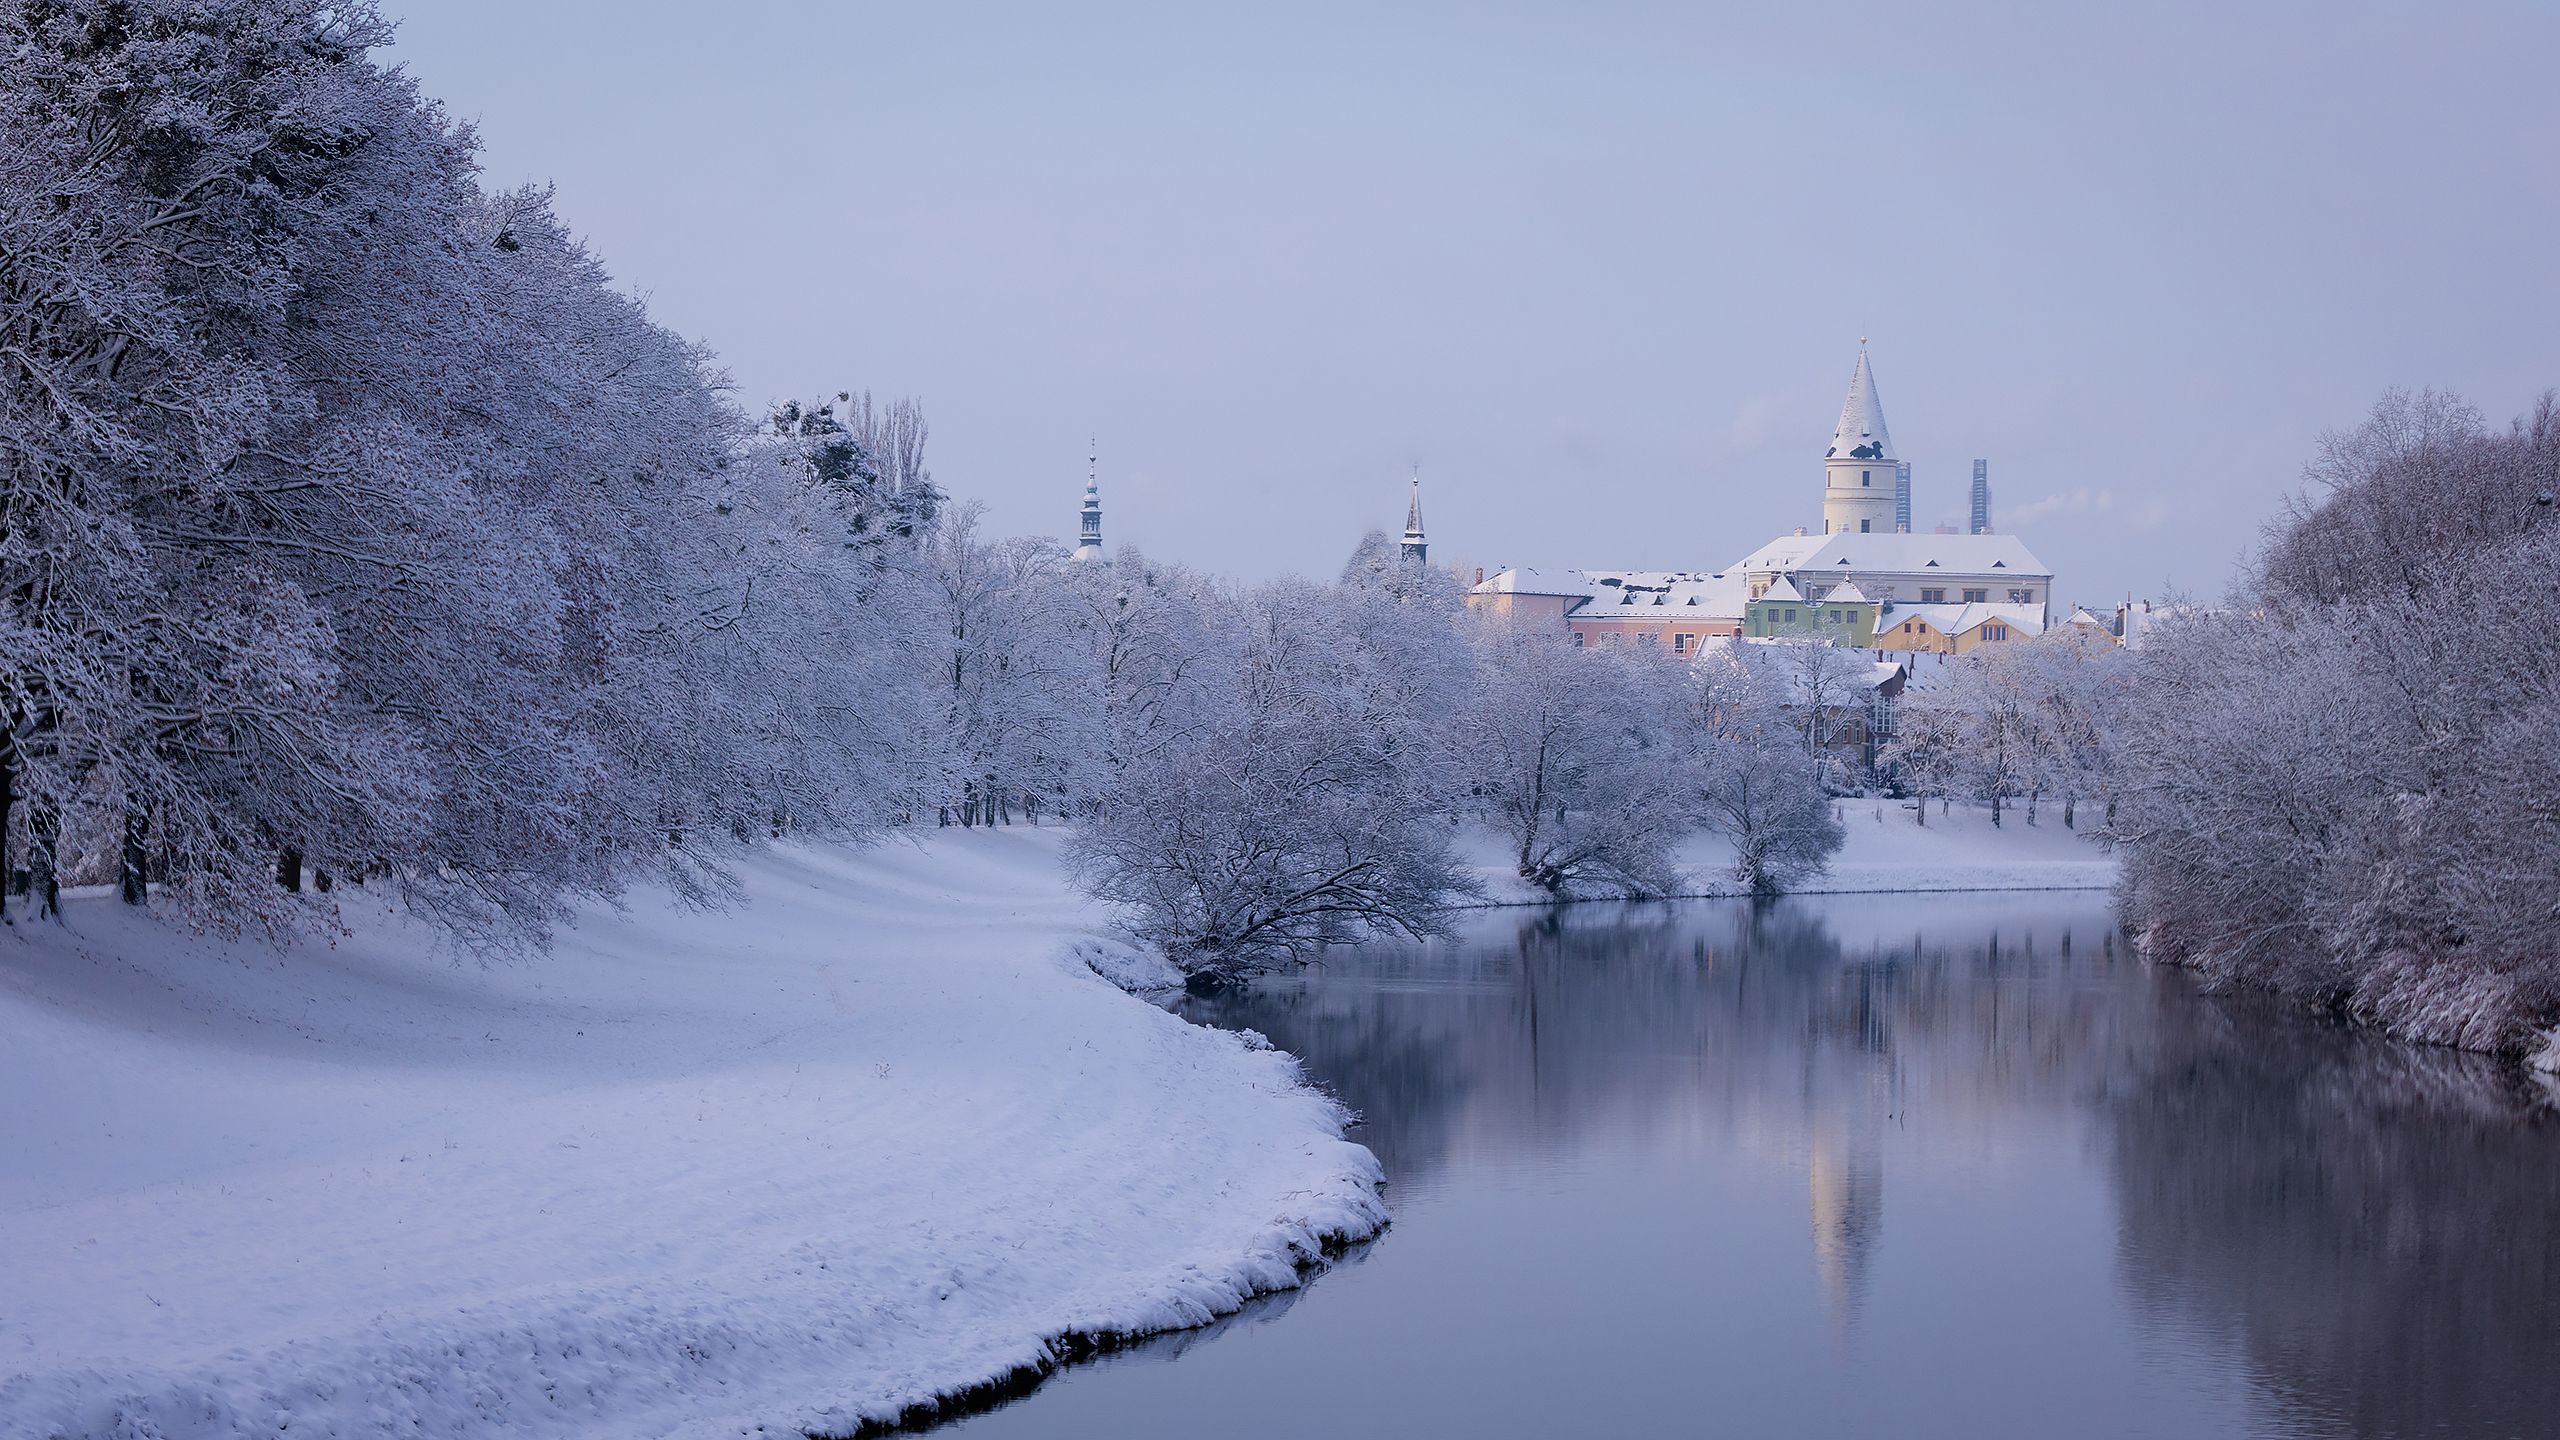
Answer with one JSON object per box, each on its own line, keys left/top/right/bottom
{"left": 1072, "top": 437, "right": 1104, "bottom": 561}
{"left": 1401, "top": 469, "right": 1427, "bottom": 565}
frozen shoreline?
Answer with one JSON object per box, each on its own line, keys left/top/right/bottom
{"left": 0, "top": 830, "right": 1383, "bottom": 1439}
{"left": 1458, "top": 800, "right": 2121, "bottom": 907}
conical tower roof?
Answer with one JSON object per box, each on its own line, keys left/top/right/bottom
{"left": 1403, "top": 476, "right": 1425, "bottom": 539}
{"left": 1825, "top": 347, "right": 1893, "bottom": 462}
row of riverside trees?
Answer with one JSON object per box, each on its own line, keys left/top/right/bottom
{"left": 0, "top": 1, "right": 954, "bottom": 947}
{"left": 1, "top": 0, "right": 1857, "bottom": 977}
{"left": 2108, "top": 391, "right": 2560, "bottom": 1056}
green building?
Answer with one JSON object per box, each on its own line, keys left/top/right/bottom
{"left": 1744, "top": 577, "right": 1877, "bottom": 647}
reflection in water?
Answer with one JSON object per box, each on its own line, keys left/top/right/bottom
{"left": 2105, "top": 990, "right": 2560, "bottom": 1439}
{"left": 950, "top": 894, "right": 2559, "bottom": 1440}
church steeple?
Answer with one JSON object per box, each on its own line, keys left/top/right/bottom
{"left": 1071, "top": 439, "right": 1104, "bottom": 562}
{"left": 1826, "top": 344, "right": 1894, "bottom": 463}
{"left": 1400, "top": 472, "right": 1427, "bottom": 565}
{"left": 1822, "top": 341, "right": 1900, "bottom": 537}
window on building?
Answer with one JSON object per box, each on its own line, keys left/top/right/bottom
{"left": 1638, "top": 632, "right": 1656, "bottom": 646}
{"left": 1963, "top": 588, "right": 1988, "bottom": 603}
{"left": 1674, "top": 633, "right": 1691, "bottom": 654}
{"left": 1784, "top": 608, "right": 1797, "bottom": 623}
{"left": 1860, "top": 518, "right": 1871, "bottom": 532}
{"left": 1571, "top": 632, "right": 1585, "bottom": 647}
{"left": 1920, "top": 588, "right": 1946, "bottom": 604}
{"left": 2009, "top": 588, "right": 2035, "bottom": 605}
{"left": 1986, "top": 623, "right": 2008, "bottom": 641}
{"left": 1861, "top": 470, "right": 1871, "bottom": 485}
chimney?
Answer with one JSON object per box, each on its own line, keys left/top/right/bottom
{"left": 1795, "top": 526, "right": 1807, "bottom": 536}
{"left": 1473, "top": 567, "right": 1485, "bottom": 584}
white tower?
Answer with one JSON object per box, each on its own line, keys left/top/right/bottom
{"left": 1400, "top": 473, "right": 1427, "bottom": 565}
{"left": 1823, "top": 342, "right": 1899, "bottom": 537}
{"left": 1071, "top": 439, "right": 1104, "bottom": 562}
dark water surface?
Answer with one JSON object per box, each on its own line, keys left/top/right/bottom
{"left": 945, "top": 893, "right": 2560, "bottom": 1440}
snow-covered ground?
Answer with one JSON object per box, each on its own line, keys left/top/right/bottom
{"left": 1461, "top": 799, "right": 2118, "bottom": 905}
{"left": 0, "top": 830, "right": 1383, "bottom": 1439}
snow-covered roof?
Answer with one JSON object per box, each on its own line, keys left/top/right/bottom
{"left": 1729, "top": 532, "right": 1828, "bottom": 573}
{"left": 1471, "top": 566, "right": 1598, "bottom": 599}
{"left": 1735, "top": 531, "right": 2051, "bottom": 579}
{"left": 1824, "top": 348, "right": 1893, "bottom": 462}
{"left": 1759, "top": 576, "right": 1805, "bottom": 603}
{"left": 1575, "top": 569, "right": 1752, "bottom": 618}
{"left": 1819, "top": 579, "right": 1871, "bottom": 604}
{"left": 1694, "top": 636, "right": 1905, "bottom": 695}
{"left": 2064, "top": 607, "right": 2113, "bottom": 630}
{"left": 1483, "top": 568, "right": 1753, "bottom": 621}
{"left": 1878, "top": 602, "right": 2046, "bottom": 638}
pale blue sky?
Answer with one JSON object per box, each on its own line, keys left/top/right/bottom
{"left": 387, "top": 2, "right": 2558, "bottom": 607}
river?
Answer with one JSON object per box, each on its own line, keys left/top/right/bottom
{"left": 940, "top": 892, "right": 2560, "bottom": 1439}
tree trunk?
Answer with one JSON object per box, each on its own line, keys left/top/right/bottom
{"left": 29, "top": 799, "right": 60, "bottom": 920}
{"left": 2063, "top": 794, "right": 2076, "bottom": 830}
{"left": 278, "top": 846, "right": 302, "bottom": 893}
{"left": 0, "top": 753, "right": 11, "bottom": 924}
{"left": 1990, "top": 791, "right": 2003, "bottom": 828}
{"left": 121, "top": 805, "right": 149, "bottom": 905}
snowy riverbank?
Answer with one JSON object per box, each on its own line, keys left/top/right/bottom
{"left": 0, "top": 830, "right": 1384, "bottom": 1439}
{"left": 1460, "top": 798, "right": 2119, "bottom": 906}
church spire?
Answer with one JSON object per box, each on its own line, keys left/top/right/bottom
{"left": 1826, "top": 342, "right": 1893, "bottom": 462}
{"left": 1071, "top": 438, "right": 1104, "bottom": 562}
{"left": 1400, "top": 470, "right": 1427, "bottom": 565}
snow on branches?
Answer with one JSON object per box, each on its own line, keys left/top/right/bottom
{"left": 2113, "top": 390, "right": 2560, "bottom": 1055}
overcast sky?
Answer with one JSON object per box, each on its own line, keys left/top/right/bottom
{"left": 386, "top": 1, "right": 2557, "bottom": 605}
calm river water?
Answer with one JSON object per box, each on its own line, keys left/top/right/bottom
{"left": 944, "top": 893, "right": 2560, "bottom": 1440}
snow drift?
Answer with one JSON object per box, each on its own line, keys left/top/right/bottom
{"left": 0, "top": 830, "right": 1383, "bottom": 1439}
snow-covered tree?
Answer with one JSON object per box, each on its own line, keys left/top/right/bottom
{"left": 0, "top": 2, "right": 950, "bottom": 948}
{"left": 1766, "top": 639, "right": 1884, "bottom": 792}
{"left": 2115, "top": 389, "right": 2560, "bottom": 1055}
{"left": 1677, "top": 642, "right": 1845, "bottom": 895}
{"left": 916, "top": 504, "right": 1104, "bottom": 825}
{"left": 1065, "top": 579, "right": 1472, "bottom": 981}
{"left": 1462, "top": 622, "right": 1696, "bottom": 897}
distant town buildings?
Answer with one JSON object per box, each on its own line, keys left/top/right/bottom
{"left": 1463, "top": 344, "right": 2074, "bottom": 658}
